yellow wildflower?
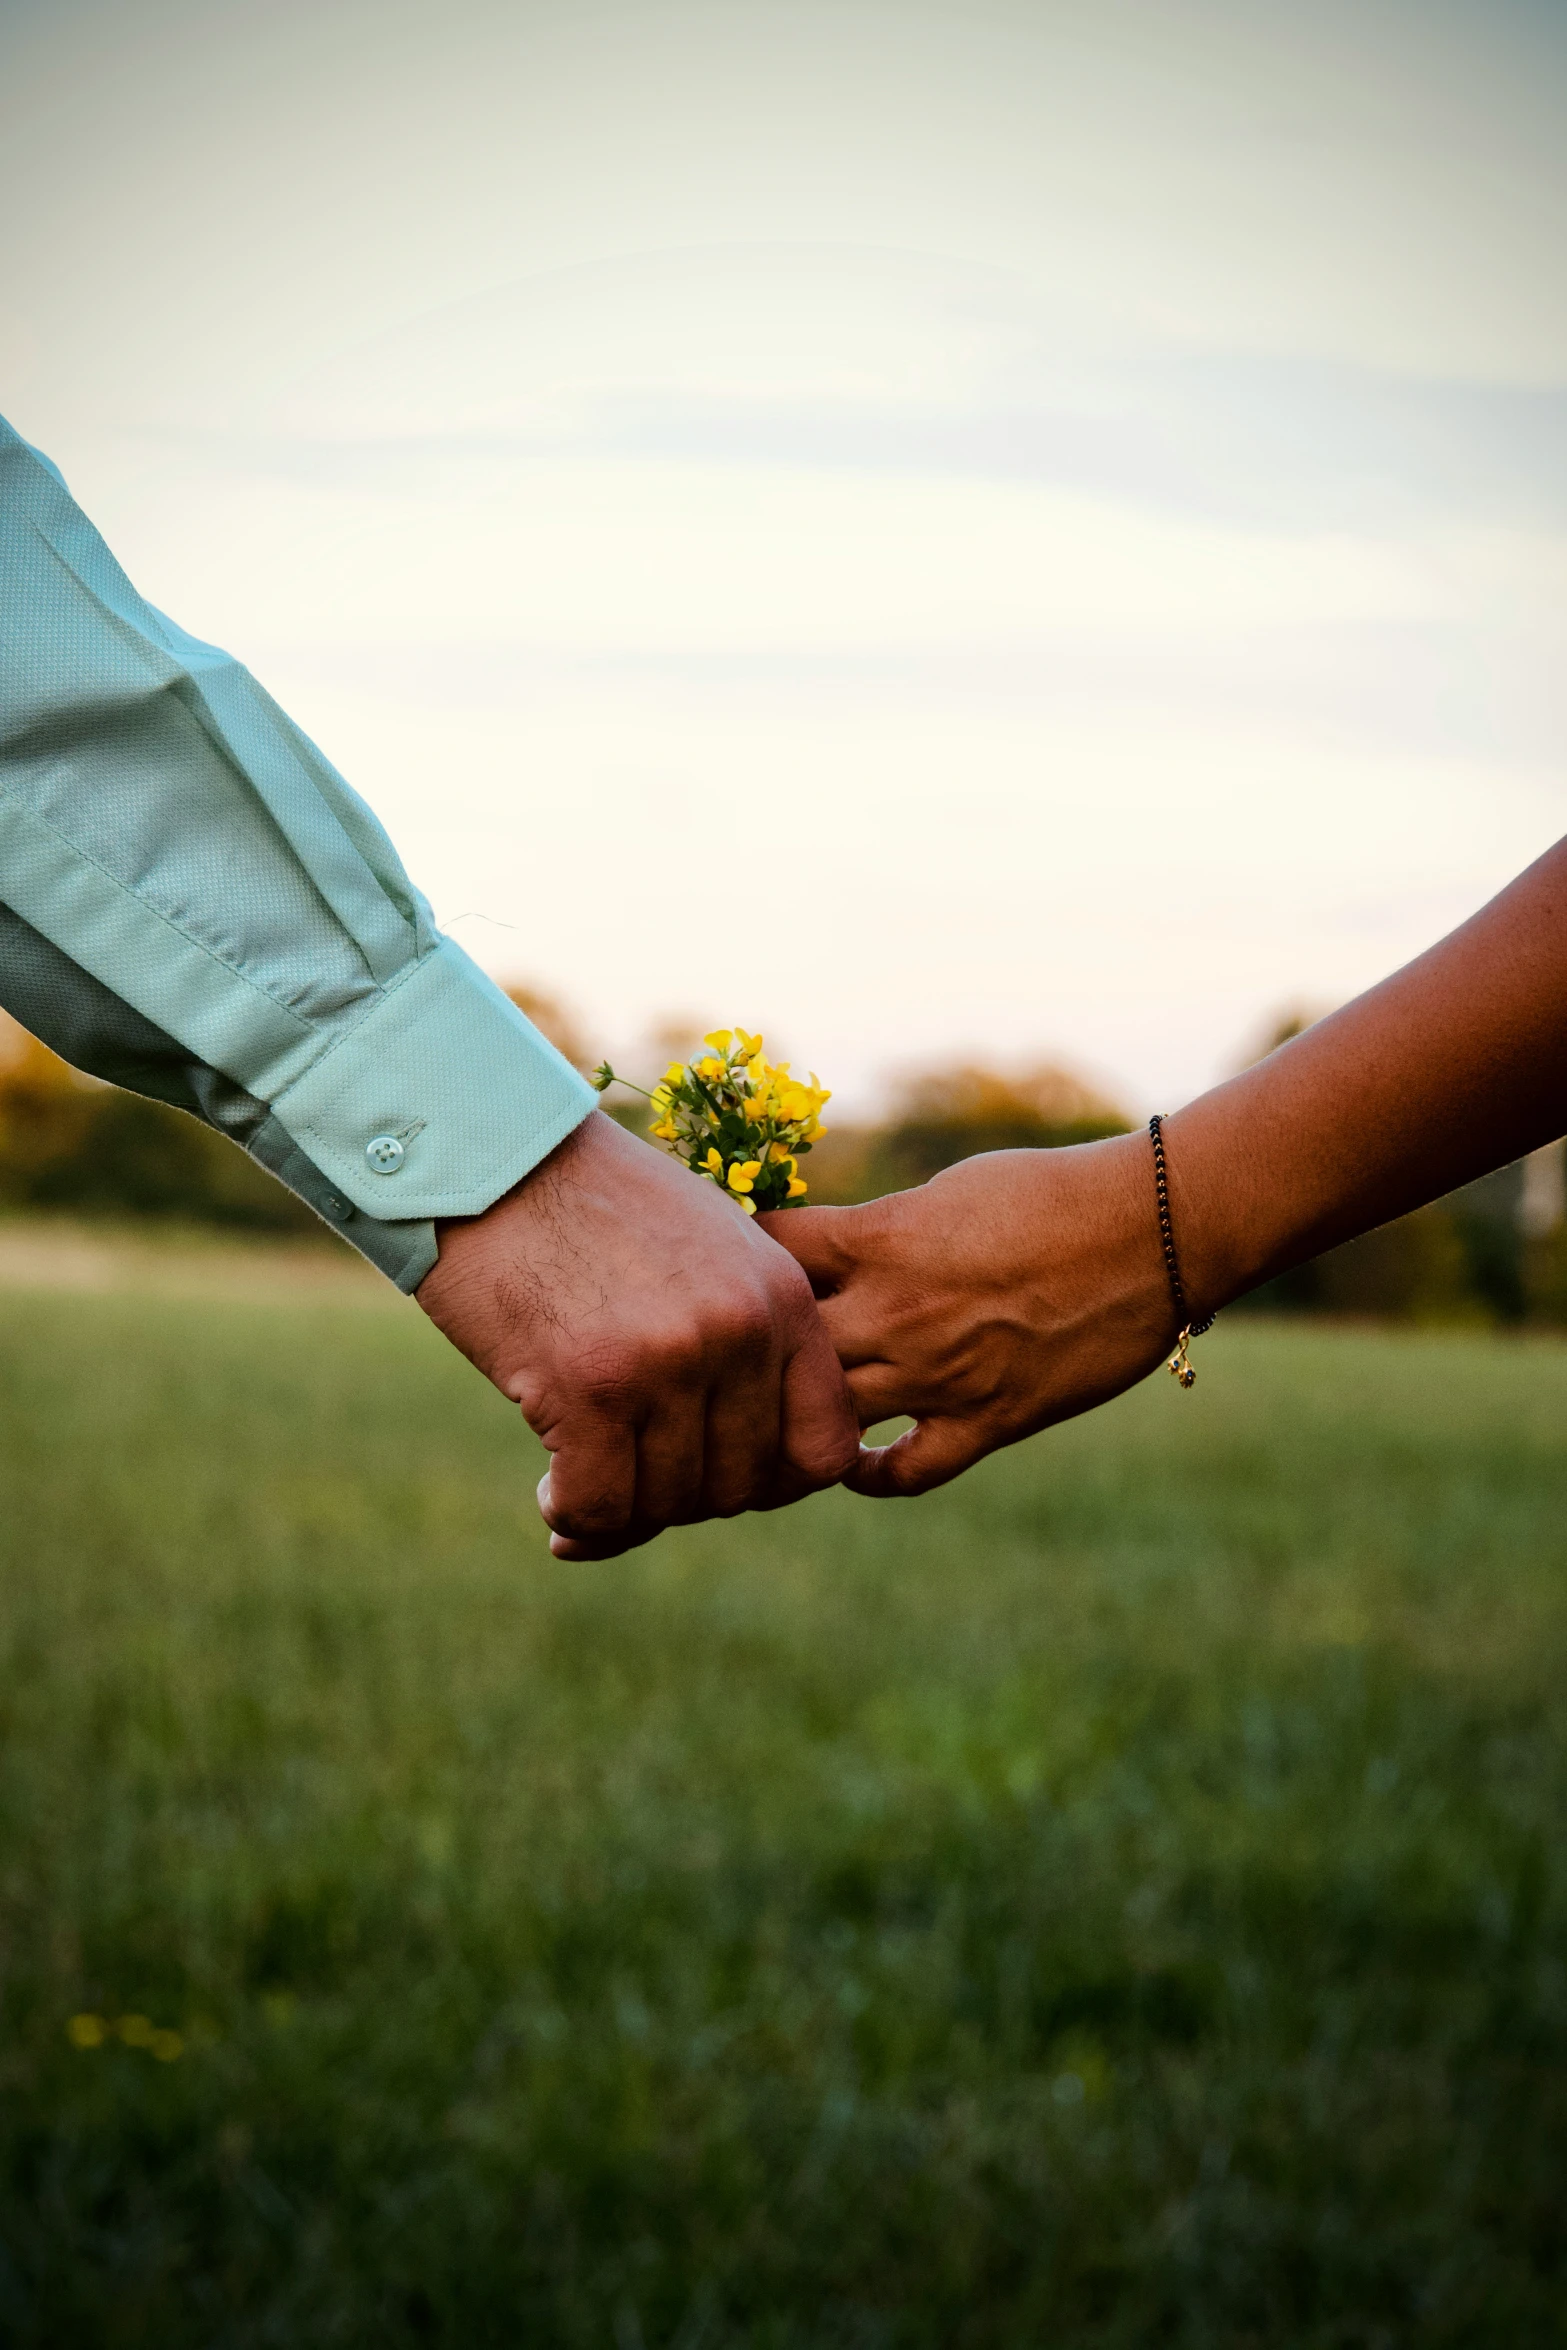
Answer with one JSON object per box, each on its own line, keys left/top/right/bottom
{"left": 606, "top": 1023, "right": 824, "bottom": 1212}
{"left": 68, "top": 2014, "right": 106, "bottom": 2049}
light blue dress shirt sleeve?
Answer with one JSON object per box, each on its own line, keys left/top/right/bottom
{"left": 0, "top": 415, "right": 596, "bottom": 1289}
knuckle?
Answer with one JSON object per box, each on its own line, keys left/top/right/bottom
{"left": 572, "top": 1344, "right": 638, "bottom": 1416}
{"left": 766, "top": 1252, "right": 818, "bottom": 1316}
{"left": 723, "top": 1298, "right": 777, "bottom": 1356}
{"left": 680, "top": 1291, "right": 776, "bottom": 1372}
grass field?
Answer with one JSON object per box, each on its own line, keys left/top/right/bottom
{"left": 1, "top": 1250, "right": 1565, "bottom": 2347}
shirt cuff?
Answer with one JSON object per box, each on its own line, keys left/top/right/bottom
{"left": 266, "top": 937, "right": 597, "bottom": 1223}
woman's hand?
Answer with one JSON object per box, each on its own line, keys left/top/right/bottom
{"left": 768, "top": 837, "right": 1567, "bottom": 1507}
{"left": 760, "top": 1134, "right": 1176, "bottom": 1497}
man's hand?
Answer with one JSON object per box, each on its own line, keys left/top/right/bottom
{"left": 416, "top": 1111, "right": 860, "bottom": 1558}
{"left": 760, "top": 1136, "right": 1175, "bottom": 1498}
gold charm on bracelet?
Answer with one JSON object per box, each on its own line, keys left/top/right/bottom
{"left": 1166, "top": 1328, "right": 1198, "bottom": 1389}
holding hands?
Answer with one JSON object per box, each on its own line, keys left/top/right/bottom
{"left": 421, "top": 835, "right": 1567, "bottom": 1551}
{"left": 418, "top": 1111, "right": 859, "bottom": 1560}
{"left": 7, "top": 423, "right": 1560, "bottom": 1562}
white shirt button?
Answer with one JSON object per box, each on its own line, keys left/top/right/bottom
{"left": 365, "top": 1134, "right": 406, "bottom": 1175}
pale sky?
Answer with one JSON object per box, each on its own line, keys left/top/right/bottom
{"left": 2, "top": 0, "right": 1563, "bottom": 1113}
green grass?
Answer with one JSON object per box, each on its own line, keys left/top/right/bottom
{"left": 1, "top": 1282, "right": 1565, "bottom": 2347}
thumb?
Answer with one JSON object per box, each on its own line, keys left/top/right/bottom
{"left": 755, "top": 1202, "right": 867, "bottom": 1298}
{"left": 844, "top": 1413, "right": 985, "bottom": 1500}
{"left": 778, "top": 1307, "right": 862, "bottom": 1488}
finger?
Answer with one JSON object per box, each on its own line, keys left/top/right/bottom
{"left": 546, "top": 1507, "right": 666, "bottom": 1563}
{"left": 777, "top": 1310, "right": 861, "bottom": 1488}
{"left": 792, "top": 1255, "right": 905, "bottom": 1374}
{"left": 843, "top": 1413, "right": 987, "bottom": 1500}
{"left": 700, "top": 1359, "right": 781, "bottom": 1519}
{"left": 755, "top": 1204, "right": 865, "bottom": 1298}
{"left": 535, "top": 1418, "right": 639, "bottom": 1541}
{"left": 843, "top": 1359, "right": 918, "bottom": 1427}
{"left": 633, "top": 1389, "right": 709, "bottom": 1527}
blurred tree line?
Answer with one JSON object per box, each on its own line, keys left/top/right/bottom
{"left": 801, "top": 1062, "right": 1129, "bottom": 1199}
{"left": 3, "top": 995, "right": 1563, "bottom": 1325}
{"left": 0, "top": 1022, "right": 318, "bottom": 1234}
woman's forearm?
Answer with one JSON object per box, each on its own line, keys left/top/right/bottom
{"left": 1167, "top": 837, "right": 1567, "bottom": 1314}
{"left": 765, "top": 835, "right": 1567, "bottom": 1501}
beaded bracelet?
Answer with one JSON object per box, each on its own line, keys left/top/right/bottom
{"left": 1148, "top": 1113, "right": 1215, "bottom": 1389}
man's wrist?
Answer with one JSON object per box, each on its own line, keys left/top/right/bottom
{"left": 268, "top": 939, "right": 597, "bottom": 1222}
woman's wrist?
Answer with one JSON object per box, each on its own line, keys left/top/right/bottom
{"left": 1156, "top": 1090, "right": 1301, "bottom": 1318}
{"left": 1155, "top": 843, "right": 1567, "bottom": 1319}
{"left": 1083, "top": 1130, "right": 1197, "bottom": 1344}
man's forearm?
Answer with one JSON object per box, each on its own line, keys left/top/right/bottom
{"left": 0, "top": 412, "right": 596, "bottom": 1281}
{"left": 1167, "top": 838, "right": 1567, "bottom": 1313}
